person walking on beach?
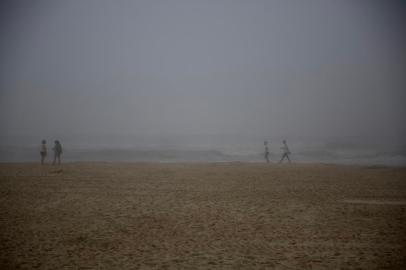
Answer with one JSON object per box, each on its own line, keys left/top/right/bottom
{"left": 40, "top": 139, "right": 47, "bottom": 165}
{"left": 264, "top": 141, "right": 270, "bottom": 163}
{"left": 279, "top": 140, "right": 291, "bottom": 163}
{"left": 52, "top": 140, "right": 63, "bottom": 165}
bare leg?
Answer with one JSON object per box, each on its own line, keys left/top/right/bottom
{"left": 286, "top": 154, "right": 291, "bottom": 163}
{"left": 57, "top": 155, "right": 61, "bottom": 165}
{"left": 53, "top": 154, "right": 56, "bottom": 165}
{"left": 279, "top": 154, "right": 286, "bottom": 164}
{"left": 41, "top": 155, "right": 44, "bottom": 165}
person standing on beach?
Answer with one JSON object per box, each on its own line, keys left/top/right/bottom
{"left": 52, "top": 140, "right": 63, "bottom": 165}
{"left": 279, "top": 140, "right": 291, "bottom": 163}
{"left": 40, "top": 140, "right": 47, "bottom": 165}
{"left": 264, "top": 141, "right": 270, "bottom": 163}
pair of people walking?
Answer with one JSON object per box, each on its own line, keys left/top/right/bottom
{"left": 264, "top": 140, "right": 291, "bottom": 163}
{"left": 40, "top": 140, "right": 63, "bottom": 165}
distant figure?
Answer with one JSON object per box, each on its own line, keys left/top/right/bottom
{"left": 52, "top": 140, "right": 63, "bottom": 165}
{"left": 279, "top": 140, "right": 291, "bottom": 163}
{"left": 40, "top": 140, "right": 47, "bottom": 165}
{"left": 264, "top": 141, "right": 270, "bottom": 163}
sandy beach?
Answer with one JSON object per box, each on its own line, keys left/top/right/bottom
{"left": 0, "top": 162, "right": 405, "bottom": 269}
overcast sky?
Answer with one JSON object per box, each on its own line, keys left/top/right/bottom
{"left": 1, "top": 0, "right": 405, "bottom": 146}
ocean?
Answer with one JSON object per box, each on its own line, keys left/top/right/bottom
{"left": 1, "top": 140, "right": 405, "bottom": 166}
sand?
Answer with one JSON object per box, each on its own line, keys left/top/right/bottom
{"left": 0, "top": 162, "right": 405, "bottom": 269}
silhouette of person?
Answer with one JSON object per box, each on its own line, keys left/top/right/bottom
{"left": 52, "top": 140, "right": 63, "bottom": 165}
{"left": 40, "top": 139, "right": 47, "bottom": 165}
{"left": 264, "top": 141, "right": 270, "bottom": 163}
{"left": 279, "top": 140, "right": 291, "bottom": 163}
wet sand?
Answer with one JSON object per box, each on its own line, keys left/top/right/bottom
{"left": 1, "top": 163, "right": 405, "bottom": 269}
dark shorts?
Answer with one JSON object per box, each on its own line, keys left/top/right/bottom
{"left": 40, "top": 152, "right": 46, "bottom": 157}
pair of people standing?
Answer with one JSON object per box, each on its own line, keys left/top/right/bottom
{"left": 264, "top": 140, "right": 291, "bottom": 163}
{"left": 40, "top": 140, "right": 63, "bottom": 165}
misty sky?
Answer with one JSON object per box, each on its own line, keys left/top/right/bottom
{"left": 1, "top": 0, "right": 405, "bottom": 146}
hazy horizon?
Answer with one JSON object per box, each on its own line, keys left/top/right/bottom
{"left": 1, "top": 0, "right": 405, "bottom": 158}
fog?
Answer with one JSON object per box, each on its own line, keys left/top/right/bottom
{"left": 1, "top": 0, "right": 405, "bottom": 160}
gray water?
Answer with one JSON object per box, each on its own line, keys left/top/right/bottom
{"left": 1, "top": 135, "right": 405, "bottom": 166}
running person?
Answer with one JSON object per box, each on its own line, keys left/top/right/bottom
{"left": 279, "top": 140, "right": 291, "bottom": 163}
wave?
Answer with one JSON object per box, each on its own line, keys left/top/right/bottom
{"left": 1, "top": 145, "right": 405, "bottom": 166}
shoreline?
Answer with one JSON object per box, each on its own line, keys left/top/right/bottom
{"left": 1, "top": 161, "right": 405, "bottom": 169}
